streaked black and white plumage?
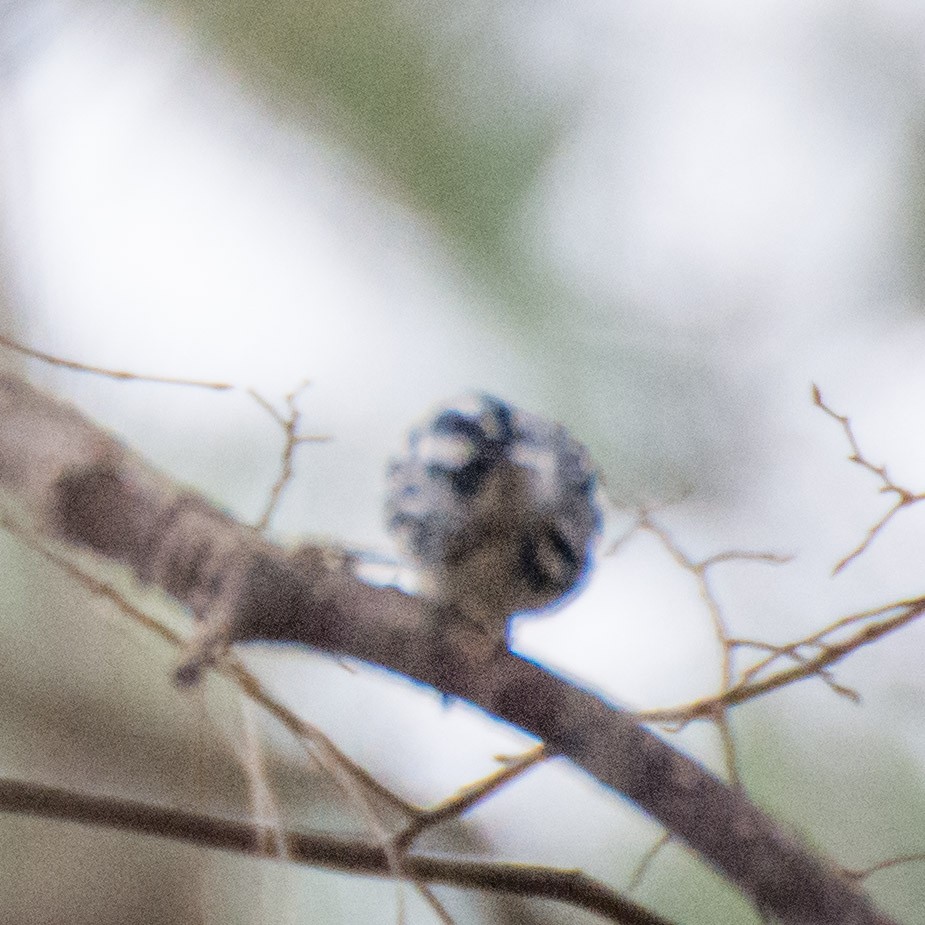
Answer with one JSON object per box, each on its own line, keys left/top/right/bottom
{"left": 385, "top": 393, "right": 602, "bottom": 639}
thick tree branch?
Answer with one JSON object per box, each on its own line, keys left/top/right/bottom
{"left": 0, "top": 374, "right": 901, "bottom": 925}
{"left": 0, "top": 776, "right": 668, "bottom": 925}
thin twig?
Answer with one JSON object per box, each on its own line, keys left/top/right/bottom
{"left": 0, "top": 333, "right": 234, "bottom": 390}
{"left": 727, "top": 596, "right": 925, "bottom": 697}
{"left": 845, "top": 852, "right": 925, "bottom": 880}
{"left": 234, "top": 694, "right": 290, "bottom": 859}
{"left": 729, "top": 639, "right": 861, "bottom": 702}
{"left": 813, "top": 385, "right": 925, "bottom": 573}
{"left": 394, "top": 746, "right": 548, "bottom": 852}
{"left": 221, "top": 657, "right": 414, "bottom": 817}
{"left": 612, "top": 508, "right": 916, "bottom": 726}
{"left": 625, "top": 832, "right": 672, "bottom": 895}
{"left": 639, "top": 598, "right": 925, "bottom": 723}
{"left": 291, "top": 736, "right": 455, "bottom": 925}
{"left": 249, "top": 384, "right": 330, "bottom": 532}
{"left": 625, "top": 511, "right": 789, "bottom": 785}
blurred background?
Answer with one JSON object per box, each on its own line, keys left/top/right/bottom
{"left": 3, "top": 0, "right": 925, "bottom": 921}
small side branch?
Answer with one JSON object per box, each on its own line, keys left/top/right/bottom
{"left": 0, "top": 333, "right": 234, "bottom": 390}
{"left": 640, "top": 597, "right": 925, "bottom": 723}
{"left": 813, "top": 385, "right": 925, "bottom": 573}
{"left": 394, "top": 746, "right": 548, "bottom": 851}
{"left": 611, "top": 510, "right": 791, "bottom": 782}
{"left": 248, "top": 383, "right": 330, "bottom": 532}
{"left": 846, "top": 852, "right": 925, "bottom": 881}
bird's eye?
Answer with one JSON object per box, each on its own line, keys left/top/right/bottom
{"left": 519, "top": 526, "right": 582, "bottom": 594}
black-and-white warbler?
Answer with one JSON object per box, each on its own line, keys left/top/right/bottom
{"left": 385, "top": 393, "right": 602, "bottom": 640}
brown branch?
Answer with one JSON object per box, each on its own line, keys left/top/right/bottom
{"left": 0, "top": 512, "right": 415, "bottom": 821}
{"left": 729, "top": 639, "right": 861, "bottom": 703}
{"left": 725, "top": 595, "right": 925, "bottom": 704}
{"left": 0, "top": 333, "right": 235, "bottom": 390}
{"left": 622, "top": 516, "right": 925, "bottom": 725}
{"left": 394, "top": 745, "right": 548, "bottom": 851}
{"left": 626, "top": 832, "right": 672, "bottom": 895}
{"left": 1, "top": 476, "right": 554, "bottom": 886}
{"left": 813, "top": 385, "right": 925, "bottom": 573}
{"left": 248, "top": 383, "right": 330, "bottom": 532}
{"left": 0, "top": 374, "right": 898, "bottom": 925}
{"left": 846, "top": 852, "right": 925, "bottom": 881}
{"left": 0, "top": 516, "right": 459, "bottom": 924}
{"left": 623, "top": 512, "right": 791, "bottom": 784}
{"left": 0, "top": 776, "right": 675, "bottom": 925}
{"left": 639, "top": 598, "right": 925, "bottom": 723}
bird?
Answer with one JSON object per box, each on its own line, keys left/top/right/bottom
{"left": 385, "top": 393, "right": 602, "bottom": 647}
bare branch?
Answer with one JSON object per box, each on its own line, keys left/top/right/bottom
{"left": 249, "top": 383, "right": 331, "bottom": 533}
{"left": 622, "top": 511, "right": 791, "bottom": 785}
{"left": 1, "top": 512, "right": 455, "bottom": 922}
{"left": 832, "top": 502, "right": 907, "bottom": 575}
{"left": 610, "top": 518, "right": 752, "bottom": 900}
{"left": 0, "top": 776, "right": 674, "bottom": 925}
{"left": 0, "top": 513, "right": 415, "bottom": 820}
{"left": 394, "top": 746, "right": 548, "bottom": 851}
{"left": 626, "top": 832, "right": 672, "bottom": 895}
{"left": 640, "top": 598, "right": 925, "bottom": 723}
{"left": 813, "top": 385, "right": 925, "bottom": 573}
{"left": 700, "top": 550, "right": 792, "bottom": 568}
{"left": 0, "top": 333, "right": 235, "bottom": 390}
{"left": 729, "top": 638, "right": 861, "bottom": 702}
{"left": 0, "top": 374, "right": 898, "bottom": 925}
{"left": 1, "top": 511, "right": 453, "bottom": 921}
{"left": 616, "top": 508, "right": 915, "bottom": 721}
{"left": 846, "top": 852, "right": 925, "bottom": 881}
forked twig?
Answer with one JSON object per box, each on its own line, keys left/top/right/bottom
{"left": 729, "top": 639, "right": 861, "bottom": 702}
{"left": 638, "top": 597, "right": 925, "bottom": 723}
{"left": 813, "top": 385, "right": 925, "bottom": 573}
{"left": 619, "top": 511, "right": 790, "bottom": 779}
{"left": 249, "top": 384, "right": 330, "bottom": 532}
